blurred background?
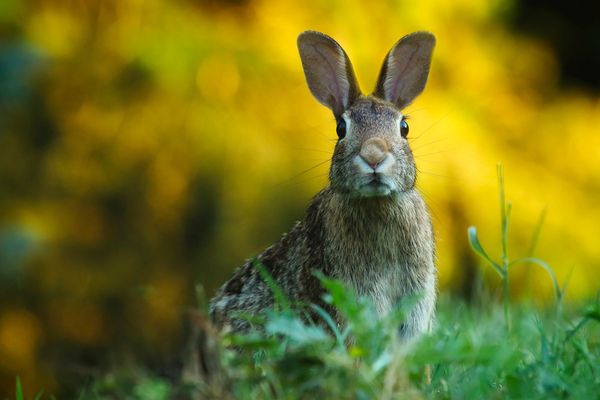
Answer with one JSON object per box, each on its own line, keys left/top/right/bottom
{"left": 1, "top": 0, "right": 599, "bottom": 396}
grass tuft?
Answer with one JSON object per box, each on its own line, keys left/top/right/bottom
{"left": 468, "top": 164, "right": 564, "bottom": 331}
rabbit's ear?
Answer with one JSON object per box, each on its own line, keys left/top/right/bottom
{"left": 373, "top": 32, "right": 435, "bottom": 110}
{"left": 297, "top": 31, "right": 361, "bottom": 117}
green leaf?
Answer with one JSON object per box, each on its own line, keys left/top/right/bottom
{"left": 387, "top": 293, "right": 421, "bottom": 327}
{"left": 266, "top": 313, "right": 329, "bottom": 345}
{"left": 467, "top": 226, "right": 503, "bottom": 276}
{"left": 371, "top": 351, "right": 393, "bottom": 374}
{"left": 314, "top": 270, "right": 361, "bottom": 318}
{"left": 227, "top": 332, "right": 279, "bottom": 350}
{"left": 583, "top": 304, "right": 600, "bottom": 322}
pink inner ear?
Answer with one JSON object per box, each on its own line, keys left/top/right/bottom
{"left": 311, "top": 44, "right": 349, "bottom": 111}
{"left": 384, "top": 43, "right": 421, "bottom": 104}
{"left": 374, "top": 32, "right": 435, "bottom": 109}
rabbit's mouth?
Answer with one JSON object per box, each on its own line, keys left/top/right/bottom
{"left": 350, "top": 153, "right": 398, "bottom": 197}
{"left": 357, "top": 177, "right": 393, "bottom": 197}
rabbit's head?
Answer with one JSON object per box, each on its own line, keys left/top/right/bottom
{"left": 298, "top": 31, "right": 435, "bottom": 197}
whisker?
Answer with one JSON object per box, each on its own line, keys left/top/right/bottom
{"left": 416, "top": 187, "right": 443, "bottom": 223}
{"left": 408, "top": 115, "right": 448, "bottom": 143}
{"left": 276, "top": 172, "right": 330, "bottom": 189}
{"left": 299, "top": 125, "right": 335, "bottom": 142}
{"left": 295, "top": 147, "right": 333, "bottom": 155}
{"left": 414, "top": 159, "right": 448, "bottom": 165}
{"left": 414, "top": 149, "right": 453, "bottom": 158}
{"left": 417, "top": 168, "right": 449, "bottom": 179}
{"left": 411, "top": 137, "right": 448, "bottom": 153}
{"left": 273, "top": 158, "right": 331, "bottom": 187}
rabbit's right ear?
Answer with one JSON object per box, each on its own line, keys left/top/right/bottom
{"left": 297, "top": 31, "right": 361, "bottom": 117}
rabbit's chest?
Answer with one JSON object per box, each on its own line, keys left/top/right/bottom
{"left": 333, "top": 245, "right": 420, "bottom": 311}
{"left": 325, "top": 232, "right": 424, "bottom": 315}
{"left": 322, "top": 190, "right": 434, "bottom": 315}
{"left": 344, "top": 263, "right": 408, "bottom": 315}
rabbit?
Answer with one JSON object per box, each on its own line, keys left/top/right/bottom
{"left": 210, "top": 30, "right": 437, "bottom": 340}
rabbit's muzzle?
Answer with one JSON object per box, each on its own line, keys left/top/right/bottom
{"left": 352, "top": 136, "right": 396, "bottom": 197}
{"left": 359, "top": 137, "right": 388, "bottom": 169}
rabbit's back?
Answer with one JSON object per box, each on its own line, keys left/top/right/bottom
{"left": 209, "top": 195, "right": 329, "bottom": 331}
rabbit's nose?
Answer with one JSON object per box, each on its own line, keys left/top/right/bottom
{"left": 360, "top": 137, "right": 389, "bottom": 169}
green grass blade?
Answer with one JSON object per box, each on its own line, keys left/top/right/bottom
{"left": 310, "top": 304, "right": 345, "bottom": 346}
{"left": 509, "top": 257, "right": 561, "bottom": 300}
{"left": 504, "top": 201, "right": 512, "bottom": 265}
{"left": 497, "top": 164, "right": 508, "bottom": 266}
{"left": 253, "top": 259, "right": 291, "bottom": 311}
{"left": 16, "top": 377, "right": 23, "bottom": 400}
{"left": 565, "top": 317, "right": 590, "bottom": 343}
{"left": 528, "top": 207, "right": 547, "bottom": 258}
{"left": 195, "top": 284, "right": 209, "bottom": 313}
{"left": 560, "top": 265, "right": 576, "bottom": 300}
{"left": 467, "top": 226, "right": 503, "bottom": 276}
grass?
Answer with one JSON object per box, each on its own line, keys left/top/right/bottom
{"left": 468, "top": 165, "right": 564, "bottom": 332}
{"left": 14, "top": 170, "right": 600, "bottom": 399}
{"left": 76, "top": 291, "right": 599, "bottom": 399}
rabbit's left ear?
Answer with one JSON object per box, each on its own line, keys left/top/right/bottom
{"left": 373, "top": 32, "right": 435, "bottom": 110}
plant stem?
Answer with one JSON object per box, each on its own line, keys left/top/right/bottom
{"left": 503, "top": 271, "right": 511, "bottom": 332}
{"left": 497, "top": 164, "right": 511, "bottom": 332}
{"left": 498, "top": 165, "right": 508, "bottom": 268}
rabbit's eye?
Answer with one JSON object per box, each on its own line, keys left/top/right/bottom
{"left": 336, "top": 119, "right": 347, "bottom": 139}
{"left": 400, "top": 119, "right": 409, "bottom": 138}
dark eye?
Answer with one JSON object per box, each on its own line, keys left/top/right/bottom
{"left": 400, "top": 119, "right": 409, "bottom": 138}
{"left": 336, "top": 119, "right": 346, "bottom": 139}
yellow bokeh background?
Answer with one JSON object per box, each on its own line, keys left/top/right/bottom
{"left": 0, "top": 0, "right": 599, "bottom": 395}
